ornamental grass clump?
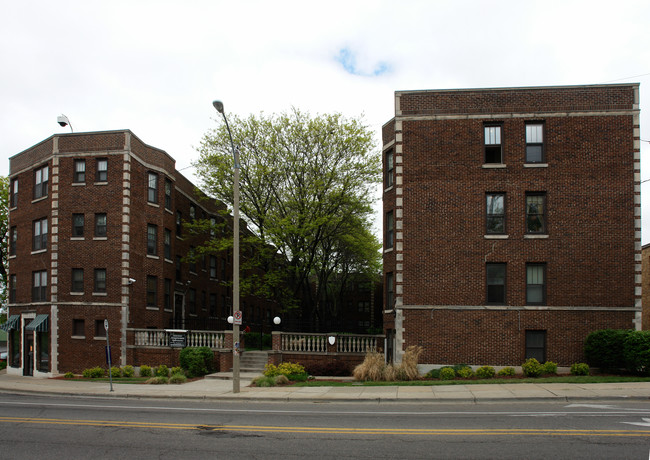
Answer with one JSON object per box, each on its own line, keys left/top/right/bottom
{"left": 353, "top": 352, "right": 386, "bottom": 382}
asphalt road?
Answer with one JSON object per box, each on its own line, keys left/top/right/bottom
{"left": 0, "top": 394, "right": 649, "bottom": 459}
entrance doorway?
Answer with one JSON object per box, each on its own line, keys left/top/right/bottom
{"left": 23, "top": 331, "right": 33, "bottom": 376}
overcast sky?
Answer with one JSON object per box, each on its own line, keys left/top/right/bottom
{"left": 1, "top": 0, "right": 649, "bottom": 240}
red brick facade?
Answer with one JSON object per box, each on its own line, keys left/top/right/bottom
{"left": 383, "top": 84, "right": 641, "bottom": 367}
{"left": 6, "top": 130, "right": 278, "bottom": 375}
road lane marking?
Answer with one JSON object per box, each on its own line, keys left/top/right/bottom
{"left": 0, "top": 416, "right": 649, "bottom": 437}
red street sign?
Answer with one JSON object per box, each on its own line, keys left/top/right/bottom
{"left": 233, "top": 310, "right": 242, "bottom": 325}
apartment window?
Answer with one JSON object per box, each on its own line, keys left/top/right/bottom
{"left": 71, "top": 268, "right": 84, "bottom": 293}
{"left": 32, "top": 270, "right": 47, "bottom": 302}
{"left": 209, "top": 293, "right": 217, "bottom": 316}
{"left": 526, "top": 264, "right": 546, "bottom": 305}
{"left": 164, "top": 229, "right": 172, "bottom": 260}
{"left": 147, "top": 172, "right": 158, "bottom": 203}
{"left": 95, "top": 213, "right": 107, "bottom": 237}
{"left": 9, "top": 227, "right": 17, "bottom": 256}
{"left": 176, "top": 211, "right": 182, "bottom": 236}
{"left": 94, "top": 320, "right": 106, "bottom": 338}
{"left": 188, "top": 288, "right": 197, "bottom": 314}
{"left": 385, "top": 148, "right": 394, "bottom": 188}
{"left": 33, "top": 217, "right": 48, "bottom": 251}
{"left": 486, "top": 193, "right": 506, "bottom": 234}
{"left": 9, "top": 275, "right": 16, "bottom": 303}
{"left": 146, "top": 275, "right": 157, "bottom": 307}
{"left": 526, "top": 193, "right": 546, "bottom": 234}
{"left": 202, "top": 291, "right": 207, "bottom": 311}
{"left": 73, "top": 159, "right": 86, "bottom": 183}
{"left": 484, "top": 125, "right": 503, "bottom": 164}
{"left": 486, "top": 263, "right": 506, "bottom": 304}
{"left": 10, "top": 179, "right": 17, "bottom": 207}
{"left": 525, "top": 330, "right": 546, "bottom": 362}
{"left": 94, "top": 269, "right": 107, "bottom": 293}
{"left": 164, "top": 179, "right": 172, "bottom": 210}
{"left": 386, "top": 272, "right": 394, "bottom": 309}
{"left": 96, "top": 158, "right": 108, "bottom": 182}
{"left": 525, "top": 123, "right": 545, "bottom": 163}
{"left": 176, "top": 256, "right": 182, "bottom": 281}
{"left": 147, "top": 224, "right": 158, "bottom": 255}
{"left": 34, "top": 165, "right": 48, "bottom": 199}
{"left": 385, "top": 211, "right": 394, "bottom": 249}
{"left": 72, "top": 319, "right": 85, "bottom": 337}
{"left": 189, "top": 247, "right": 196, "bottom": 273}
{"left": 164, "top": 279, "right": 172, "bottom": 310}
{"left": 210, "top": 256, "right": 217, "bottom": 278}
{"left": 73, "top": 214, "right": 85, "bottom": 237}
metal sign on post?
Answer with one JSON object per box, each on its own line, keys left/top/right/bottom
{"left": 233, "top": 310, "right": 242, "bottom": 325}
{"left": 104, "top": 319, "right": 113, "bottom": 392}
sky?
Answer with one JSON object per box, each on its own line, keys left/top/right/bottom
{"left": 1, "top": 0, "right": 649, "bottom": 240}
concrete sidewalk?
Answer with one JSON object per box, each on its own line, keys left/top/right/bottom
{"left": 0, "top": 371, "right": 649, "bottom": 403}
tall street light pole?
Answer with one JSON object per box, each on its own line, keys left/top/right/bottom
{"left": 212, "top": 100, "right": 241, "bottom": 393}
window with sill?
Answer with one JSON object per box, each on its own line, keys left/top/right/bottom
{"left": 484, "top": 125, "right": 503, "bottom": 164}
{"left": 486, "top": 193, "right": 505, "bottom": 234}
{"left": 486, "top": 263, "right": 506, "bottom": 304}
{"left": 526, "top": 193, "right": 546, "bottom": 234}
{"left": 385, "top": 211, "right": 394, "bottom": 249}
{"left": 73, "top": 159, "right": 86, "bottom": 183}
{"left": 385, "top": 148, "right": 394, "bottom": 188}
{"left": 96, "top": 158, "right": 108, "bottom": 182}
{"left": 526, "top": 263, "right": 546, "bottom": 305}
{"left": 71, "top": 268, "right": 84, "bottom": 293}
{"left": 525, "top": 123, "right": 545, "bottom": 163}
{"left": 94, "top": 268, "right": 106, "bottom": 293}
{"left": 146, "top": 275, "right": 158, "bottom": 307}
{"left": 73, "top": 319, "right": 85, "bottom": 337}
{"left": 34, "top": 165, "right": 48, "bottom": 199}
{"left": 147, "top": 224, "right": 158, "bottom": 255}
{"left": 147, "top": 172, "right": 158, "bottom": 204}
{"left": 10, "top": 179, "right": 17, "bottom": 207}
{"left": 94, "top": 320, "right": 106, "bottom": 338}
{"left": 9, "top": 227, "right": 16, "bottom": 256}
{"left": 73, "top": 214, "right": 85, "bottom": 237}
{"left": 32, "top": 270, "right": 47, "bottom": 302}
{"left": 33, "top": 217, "right": 48, "bottom": 251}
{"left": 95, "top": 213, "right": 107, "bottom": 237}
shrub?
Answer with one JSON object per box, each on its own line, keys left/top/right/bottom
{"left": 398, "top": 345, "right": 423, "bottom": 380}
{"left": 0, "top": 362, "right": 6, "bottom": 370}
{"left": 180, "top": 347, "right": 214, "bottom": 378}
{"left": 353, "top": 352, "right": 385, "bottom": 381}
{"left": 169, "top": 372, "right": 187, "bottom": 384}
{"left": 456, "top": 366, "right": 474, "bottom": 379}
{"left": 145, "top": 376, "right": 168, "bottom": 384}
{"left": 584, "top": 329, "right": 629, "bottom": 372}
{"left": 274, "top": 375, "right": 290, "bottom": 385}
{"left": 497, "top": 367, "right": 516, "bottom": 377}
{"left": 570, "top": 363, "right": 590, "bottom": 376}
{"left": 439, "top": 367, "right": 455, "bottom": 380}
{"left": 265, "top": 362, "right": 307, "bottom": 381}
{"left": 541, "top": 361, "right": 558, "bottom": 375}
{"left": 252, "top": 375, "right": 276, "bottom": 387}
{"left": 139, "top": 365, "right": 152, "bottom": 377}
{"left": 425, "top": 368, "right": 440, "bottom": 379}
{"left": 171, "top": 366, "right": 183, "bottom": 376}
{"left": 623, "top": 331, "right": 650, "bottom": 375}
{"left": 64, "top": 372, "right": 75, "bottom": 379}
{"left": 109, "top": 366, "right": 122, "bottom": 378}
{"left": 155, "top": 365, "right": 170, "bottom": 377}
{"left": 522, "top": 358, "right": 543, "bottom": 377}
{"left": 121, "top": 365, "right": 135, "bottom": 378}
{"left": 476, "top": 366, "right": 496, "bottom": 379}
{"left": 82, "top": 366, "right": 105, "bottom": 378}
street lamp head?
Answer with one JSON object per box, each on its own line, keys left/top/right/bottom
{"left": 273, "top": 316, "right": 281, "bottom": 326}
{"left": 212, "top": 100, "right": 225, "bottom": 114}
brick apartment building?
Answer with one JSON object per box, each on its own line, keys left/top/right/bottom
{"left": 382, "top": 84, "right": 641, "bottom": 367}
{"left": 4, "top": 130, "right": 279, "bottom": 376}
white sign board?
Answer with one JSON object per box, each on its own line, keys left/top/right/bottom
{"left": 233, "top": 310, "right": 242, "bottom": 326}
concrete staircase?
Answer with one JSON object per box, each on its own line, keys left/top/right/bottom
{"left": 206, "top": 350, "right": 268, "bottom": 380}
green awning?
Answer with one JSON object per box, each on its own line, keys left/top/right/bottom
{"left": 25, "top": 314, "right": 49, "bottom": 332}
{"left": 0, "top": 315, "right": 20, "bottom": 331}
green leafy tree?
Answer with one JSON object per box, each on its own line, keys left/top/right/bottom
{"left": 0, "top": 176, "right": 8, "bottom": 316}
{"left": 194, "top": 109, "right": 381, "bottom": 327}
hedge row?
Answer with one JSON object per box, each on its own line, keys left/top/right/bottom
{"left": 584, "top": 329, "right": 650, "bottom": 375}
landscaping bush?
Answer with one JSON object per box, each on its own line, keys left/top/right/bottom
{"left": 64, "top": 372, "right": 75, "bottom": 379}
{"left": 584, "top": 329, "right": 629, "bottom": 372}
{"left": 109, "top": 366, "right": 122, "bottom": 378}
{"left": 353, "top": 353, "right": 385, "bottom": 381}
{"left": 274, "top": 375, "right": 290, "bottom": 385}
{"left": 145, "top": 376, "right": 168, "bottom": 384}
{"left": 265, "top": 362, "right": 307, "bottom": 381}
{"left": 570, "top": 363, "right": 590, "bottom": 376}
{"left": 497, "top": 367, "right": 516, "bottom": 377}
{"left": 139, "top": 365, "right": 152, "bottom": 377}
{"left": 476, "top": 366, "right": 496, "bottom": 379}
{"left": 541, "top": 361, "right": 558, "bottom": 375}
{"left": 252, "top": 375, "right": 276, "bottom": 387}
{"left": 180, "top": 347, "right": 214, "bottom": 378}
{"left": 425, "top": 368, "right": 440, "bottom": 379}
{"left": 522, "top": 358, "right": 543, "bottom": 377}
{"left": 169, "top": 373, "right": 187, "bottom": 384}
{"left": 82, "top": 367, "right": 105, "bottom": 378}
{"left": 439, "top": 367, "right": 455, "bottom": 380}
{"left": 456, "top": 366, "right": 475, "bottom": 379}
{"left": 121, "top": 365, "right": 135, "bottom": 378}
{"left": 623, "top": 331, "right": 650, "bottom": 375}
{"left": 155, "top": 365, "right": 170, "bottom": 377}
{"left": 171, "top": 366, "right": 183, "bottom": 376}
{"left": 398, "top": 346, "right": 423, "bottom": 380}
{"left": 0, "top": 361, "right": 6, "bottom": 370}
